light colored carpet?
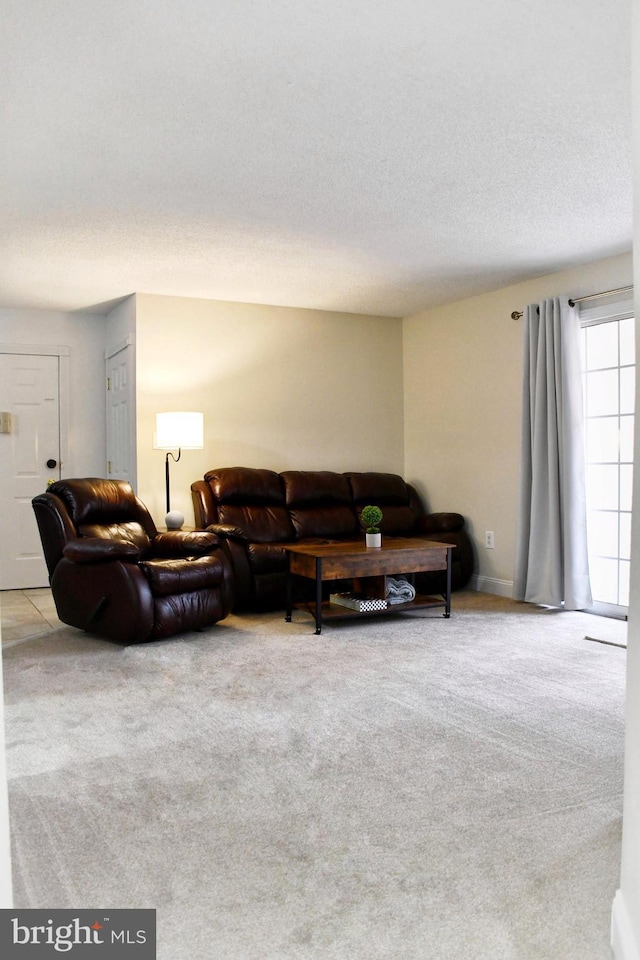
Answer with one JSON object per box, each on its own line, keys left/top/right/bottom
{"left": 2, "top": 592, "right": 626, "bottom": 959}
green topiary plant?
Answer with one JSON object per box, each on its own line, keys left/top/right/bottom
{"left": 360, "top": 504, "right": 383, "bottom": 534}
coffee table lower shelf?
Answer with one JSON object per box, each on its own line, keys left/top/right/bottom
{"left": 291, "top": 593, "right": 448, "bottom": 628}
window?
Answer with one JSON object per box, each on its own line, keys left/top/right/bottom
{"left": 580, "top": 297, "right": 635, "bottom": 617}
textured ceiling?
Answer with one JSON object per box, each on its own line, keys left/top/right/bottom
{"left": 0, "top": 0, "right": 633, "bottom": 318}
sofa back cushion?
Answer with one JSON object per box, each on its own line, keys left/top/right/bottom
{"left": 204, "top": 467, "right": 294, "bottom": 543}
{"left": 282, "top": 471, "right": 358, "bottom": 540}
{"left": 346, "top": 472, "right": 419, "bottom": 536}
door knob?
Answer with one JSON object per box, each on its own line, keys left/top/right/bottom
{"left": 46, "top": 459, "right": 57, "bottom": 469}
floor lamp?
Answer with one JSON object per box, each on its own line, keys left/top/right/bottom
{"left": 154, "top": 412, "right": 204, "bottom": 529}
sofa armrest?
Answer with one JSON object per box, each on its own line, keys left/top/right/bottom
{"left": 191, "top": 479, "right": 217, "bottom": 529}
{"left": 206, "top": 523, "right": 250, "bottom": 543}
{"left": 415, "top": 513, "right": 475, "bottom": 590}
{"left": 152, "top": 530, "right": 220, "bottom": 557}
{"left": 63, "top": 538, "right": 141, "bottom": 564}
{"left": 419, "top": 512, "right": 465, "bottom": 535}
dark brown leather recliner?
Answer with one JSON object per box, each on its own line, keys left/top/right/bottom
{"left": 32, "top": 478, "right": 234, "bottom": 643}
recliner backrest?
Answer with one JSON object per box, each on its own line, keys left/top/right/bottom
{"left": 40, "top": 479, "right": 157, "bottom": 566}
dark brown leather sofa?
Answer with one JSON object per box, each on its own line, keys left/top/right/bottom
{"left": 191, "top": 467, "right": 474, "bottom": 610}
{"left": 32, "top": 478, "right": 234, "bottom": 643}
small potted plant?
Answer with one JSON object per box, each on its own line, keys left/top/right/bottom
{"left": 360, "top": 504, "right": 383, "bottom": 548}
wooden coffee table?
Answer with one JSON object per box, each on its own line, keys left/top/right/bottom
{"left": 284, "top": 537, "right": 453, "bottom": 634}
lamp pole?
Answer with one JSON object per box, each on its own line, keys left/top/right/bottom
{"left": 165, "top": 449, "right": 181, "bottom": 514}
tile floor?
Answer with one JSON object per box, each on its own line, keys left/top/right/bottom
{"left": 0, "top": 588, "right": 63, "bottom": 647}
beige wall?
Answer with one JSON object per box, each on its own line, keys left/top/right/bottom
{"left": 403, "top": 252, "right": 634, "bottom": 595}
{"left": 133, "top": 294, "right": 404, "bottom": 525}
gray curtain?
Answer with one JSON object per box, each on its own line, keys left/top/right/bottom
{"left": 514, "top": 297, "right": 592, "bottom": 610}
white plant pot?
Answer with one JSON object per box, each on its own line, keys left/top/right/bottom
{"left": 366, "top": 532, "right": 382, "bottom": 549}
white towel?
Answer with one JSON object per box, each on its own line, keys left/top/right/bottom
{"left": 386, "top": 576, "right": 416, "bottom": 604}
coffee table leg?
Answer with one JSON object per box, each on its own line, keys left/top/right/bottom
{"left": 315, "top": 557, "right": 323, "bottom": 634}
{"left": 285, "top": 560, "right": 292, "bottom": 622}
{"left": 444, "top": 549, "right": 452, "bottom": 618}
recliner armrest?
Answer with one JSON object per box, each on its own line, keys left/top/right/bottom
{"left": 206, "top": 523, "right": 249, "bottom": 543}
{"left": 152, "top": 530, "right": 220, "bottom": 557}
{"left": 63, "top": 538, "right": 141, "bottom": 563}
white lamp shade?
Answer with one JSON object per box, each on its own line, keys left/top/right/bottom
{"left": 155, "top": 412, "right": 204, "bottom": 450}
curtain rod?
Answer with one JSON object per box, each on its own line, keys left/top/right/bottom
{"left": 511, "top": 285, "right": 633, "bottom": 321}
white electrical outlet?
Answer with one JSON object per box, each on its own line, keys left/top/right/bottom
{"left": 485, "top": 531, "right": 495, "bottom": 549}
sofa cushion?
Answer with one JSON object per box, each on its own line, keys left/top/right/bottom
{"left": 291, "top": 505, "right": 359, "bottom": 540}
{"left": 346, "top": 472, "right": 419, "bottom": 536}
{"left": 346, "top": 472, "right": 410, "bottom": 505}
{"left": 205, "top": 467, "right": 284, "bottom": 504}
{"left": 375, "top": 506, "right": 418, "bottom": 536}
{"left": 216, "top": 504, "right": 294, "bottom": 543}
{"left": 205, "top": 467, "right": 293, "bottom": 543}
{"left": 247, "top": 542, "right": 289, "bottom": 575}
{"left": 282, "top": 471, "right": 352, "bottom": 505}
{"left": 282, "top": 471, "right": 358, "bottom": 540}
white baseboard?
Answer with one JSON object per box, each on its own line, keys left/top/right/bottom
{"left": 612, "top": 890, "right": 640, "bottom": 960}
{"left": 469, "top": 575, "right": 514, "bottom": 598}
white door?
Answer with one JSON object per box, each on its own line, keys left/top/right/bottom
{"left": 0, "top": 353, "right": 61, "bottom": 589}
{"left": 106, "top": 344, "right": 135, "bottom": 485}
